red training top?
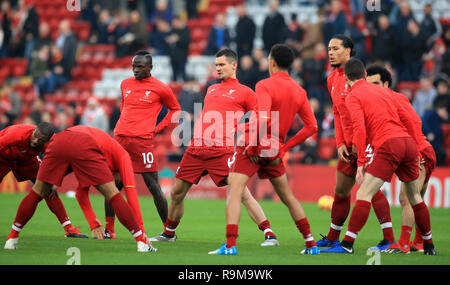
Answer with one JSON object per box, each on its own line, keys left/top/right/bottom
{"left": 191, "top": 77, "right": 256, "bottom": 150}
{"left": 67, "top": 125, "right": 144, "bottom": 231}
{"left": 248, "top": 72, "right": 318, "bottom": 158}
{"left": 0, "top": 124, "right": 46, "bottom": 162}
{"left": 327, "top": 67, "right": 353, "bottom": 148}
{"left": 114, "top": 76, "right": 181, "bottom": 139}
{"left": 346, "top": 80, "right": 419, "bottom": 166}
{"left": 388, "top": 89, "right": 432, "bottom": 152}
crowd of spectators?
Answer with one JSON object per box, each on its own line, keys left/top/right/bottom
{"left": 1, "top": 0, "right": 450, "bottom": 165}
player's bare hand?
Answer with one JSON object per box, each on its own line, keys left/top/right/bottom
{"left": 356, "top": 166, "right": 365, "bottom": 185}
{"left": 92, "top": 226, "right": 105, "bottom": 240}
{"left": 244, "top": 146, "right": 260, "bottom": 164}
{"left": 338, "top": 145, "right": 350, "bottom": 163}
{"left": 48, "top": 185, "right": 58, "bottom": 199}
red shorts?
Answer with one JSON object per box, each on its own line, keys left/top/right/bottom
{"left": 37, "top": 131, "right": 114, "bottom": 187}
{"left": 230, "top": 148, "right": 286, "bottom": 179}
{"left": 365, "top": 137, "right": 419, "bottom": 182}
{"left": 176, "top": 147, "right": 234, "bottom": 187}
{"left": 337, "top": 152, "right": 358, "bottom": 177}
{"left": 114, "top": 135, "right": 157, "bottom": 173}
{"left": 421, "top": 146, "right": 436, "bottom": 184}
{"left": 337, "top": 144, "right": 374, "bottom": 177}
{"left": 0, "top": 156, "right": 40, "bottom": 182}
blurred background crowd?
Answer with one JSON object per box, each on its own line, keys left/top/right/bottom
{"left": 1, "top": 0, "right": 450, "bottom": 167}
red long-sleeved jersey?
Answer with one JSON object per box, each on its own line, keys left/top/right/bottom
{"left": 0, "top": 124, "right": 46, "bottom": 162}
{"left": 346, "top": 80, "right": 419, "bottom": 166}
{"left": 114, "top": 76, "right": 181, "bottom": 139}
{"left": 248, "top": 72, "right": 318, "bottom": 157}
{"left": 191, "top": 77, "right": 256, "bottom": 149}
{"left": 388, "top": 89, "right": 431, "bottom": 152}
{"left": 327, "top": 67, "right": 353, "bottom": 148}
{"left": 67, "top": 126, "right": 144, "bottom": 231}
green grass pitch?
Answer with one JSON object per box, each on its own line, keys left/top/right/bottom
{"left": 0, "top": 192, "right": 449, "bottom": 265}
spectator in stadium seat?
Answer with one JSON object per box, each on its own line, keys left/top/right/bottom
{"left": 149, "top": 0, "right": 173, "bottom": 24}
{"left": 347, "top": 13, "right": 369, "bottom": 63}
{"left": 422, "top": 102, "right": 449, "bottom": 166}
{"left": 185, "top": 0, "right": 198, "bottom": 19}
{"left": 32, "top": 22, "right": 52, "bottom": 52}
{"left": 203, "top": 13, "right": 231, "bottom": 56}
{"left": 1, "top": 81, "right": 21, "bottom": 125}
{"left": 301, "top": 42, "right": 327, "bottom": 105}
{"left": 322, "top": 0, "right": 347, "bottom": 44}
{"left": 413, "top": 76, "right": 437, "bottom": 118}
{"left": 237, "top": 55, "right": 258, "bottom": 91}
{"left": 399, "top": 19, "right": 427, "bottom": 82}
{"left": 0, "top": 0, "right": 12, "bottom": 58}
{"left": 166, "top": 16, "right": 190, "bottom": 82}
{"left": 433, "top": 77, "right": 450, "bottom": 115}
{"left": 420, "top": 3, "right": 442, "bottom": 51}
{"left": 116, "top": 10, "right": 147, "bottom": 57}
{"left": 81, "top": 96, "right": 109, "bottom": 133}
{"left": 97, "top": 9, "right": 115, "bottom": 44}
{"left": 19, "top": 0, "right": 39, "bottom": 60}
{"left": 55, "top": 20, "right": 78, "bottom": 79}
{"left": 149, "top": 17, "right": 171, "bottom": 55}
{"left": 234, "top": 4, "right": 256, "bottom": 58}
{"left": 298, "top": 8, "right": 325, "bottom": 60}
{"left": 262, "top": 0, "right": 286, "bottom": 54}
{"left": 320, "top": 103, "right": 335, "bottom": 138}
{"left": 371, "top": 15, "right": 396, "bottom": 64}
{"left": 29, "top": 98, "right": 45, "bottom": 125}
{"left": 285, "top": 13, "right": 304, "bottom": 57}
{"left": 30, "top": 45, "right": 50, "bottom": 93}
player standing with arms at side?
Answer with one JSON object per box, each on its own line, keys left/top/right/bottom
{"left": 149, "top": 49, "right": 280, "bottom": 246}
{"left": 318, "top": 35, "right": 395, "bottom": 252}
{"left": 210, "top": 44, "right": 319, "bottom": 255}
{"left": 365, "top": 65, "right": 436, "bottom": 253}
{"left": 324, "top": 59, "right": 436, "bottom": 255}
{"left": 4, "top": 127, "right": 157, "bottom": 252}
{"left": 1, "top": 123, "right": 88, "bottom": 245}
{"left": 108, "top": 50, "right": 181, "bottom": 236}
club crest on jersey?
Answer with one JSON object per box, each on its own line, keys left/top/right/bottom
{"left": 139, "top": 90, "right": 153, "bottom": 103}
{"left": 125, "top": 90, "right": 131, "bottom": 97}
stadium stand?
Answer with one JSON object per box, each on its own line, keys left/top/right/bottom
{"left": 1, "top": 0, "right": 449, "bottom": 165}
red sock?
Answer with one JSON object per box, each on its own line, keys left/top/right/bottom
{"left": 44, "top": 193, "right": 71, "bottom": 230}
{"left": 412, "top": 202, "right": 433, "bottom": 244}
{"left": 8, "top": 191, "right": 43, "bottom": 239}
{"left": 163, "top": 218, "right": 179, "bottom": 237}
{"left": 371, "top": 190, "right": 394, "bottom": 243}
{"left": 327, "top": 194, "right": 351, "bottom": 241}
{"left": 258, "top": 220, "right": 276, "bottom": 238}
{"left": 105, "top": 216, "right": 115, "bottom": 232}
{"left": 109, "top": 193, "right": 144, "bottom": 243}
{"left": 295, "top": 218, "right": 316, "bottom": 248}
{"left": 413, "top": 225, "right": 424, "bottom": 244}
{"left": 226, "top": 224, "right": 239, "bottom": 248}
{"left": 398, "top": 225, "right": 413, "bottom": 246}
{"left": 343, "top": 200, "right": 371, "bottom": 243}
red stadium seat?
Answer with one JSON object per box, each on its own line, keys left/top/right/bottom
{"left": 442, "top": 123, "right": 450, "bottom": 148}
{"left": 318, "top": 137, "right": 337, "bottom": 160}
{"left": 396, "top": 81, "right": 420, "bottom": 101}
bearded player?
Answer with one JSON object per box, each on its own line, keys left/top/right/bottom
{"left": 1, "top": 123, "right": 87, "bottom": 245}
{"left": 318, "top": 35, "right": 395, "bottom": 252}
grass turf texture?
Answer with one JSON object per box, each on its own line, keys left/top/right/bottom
{"left": 0, "top": 192, "right": 449, "bottom": 265}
